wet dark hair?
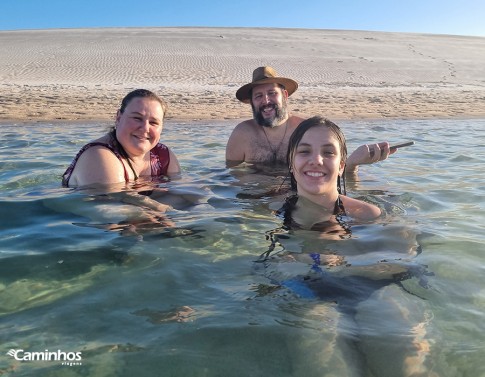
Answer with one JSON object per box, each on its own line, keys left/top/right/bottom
{"left": 119, "top": 88, "right": 168, "bottom": 116}
{"left": 109, "top": 89, "right": 168, "bottom": 181}
{"left": 286, "top": 116, "right": 347, "bottom": 193}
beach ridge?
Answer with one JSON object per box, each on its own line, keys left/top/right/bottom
{"left": 1, "top": 27, "right": 484, "bottom": 122}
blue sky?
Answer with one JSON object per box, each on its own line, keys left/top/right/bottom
{"left": 1, "top": 0, "right": 484, "bottom": 37}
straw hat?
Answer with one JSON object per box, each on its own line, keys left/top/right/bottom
{"left": 236, "top": 66, "right": 298, "bottom": 103}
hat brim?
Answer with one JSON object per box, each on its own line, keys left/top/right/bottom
{"left": 236, "top": 77, "right": 298, "bottom": 103}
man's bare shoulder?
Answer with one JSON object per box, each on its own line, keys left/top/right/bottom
{"left": 288, "top": 114, "right": 306, "bottom": 127}
{"left": 226, "top": 119, "right": 260, "bottom": 162}
{"left": 231, "top": 119, "right": 260, "bottom": 136}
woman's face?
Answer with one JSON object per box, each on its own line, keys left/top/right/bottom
{"left": 291, "top": 126, "right": 345, "bottom": 199}
{"left": 115, "top": 97, "right": 164, "bottom": 157}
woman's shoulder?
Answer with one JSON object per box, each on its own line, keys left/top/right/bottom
{"left": 92, "top": 134, "right": 112, "bottom": 145}
{"left": 341, "top": 195, "right": 381, "bottom": 220}
{"left": 75, "top": 134, "right": 112, "bottom": 151}
{"left": 73, "top": 133, "right": 123, "bottom": 166}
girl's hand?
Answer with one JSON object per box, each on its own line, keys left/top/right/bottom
{"left": 346, "top": 142, "right": 393, "bottom": 173}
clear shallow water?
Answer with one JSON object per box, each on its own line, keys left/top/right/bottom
{"left": 0, "top": 119, "right": 484, "bottom": 377}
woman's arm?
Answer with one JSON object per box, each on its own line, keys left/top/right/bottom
{"left": 167, "top": 148, "right": 181, "bottom": 175}
{"left": 69, "top": 145, "right": 128, "bottom": 186}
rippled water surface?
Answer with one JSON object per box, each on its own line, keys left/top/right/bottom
{"left": 1, "top": 119, "right": 484, "bottom": 376}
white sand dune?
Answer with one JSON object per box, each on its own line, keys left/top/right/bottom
{"left": 0, "top": 27, "right": 484, "bottom": 121}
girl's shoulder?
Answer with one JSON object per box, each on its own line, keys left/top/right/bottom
{"left": 340, "top": 195, "right": 381, "bottom": 221}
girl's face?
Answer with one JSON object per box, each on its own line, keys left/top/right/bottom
{"left": 115, "top": 97, "right": 164, "bottom": 157}
{"left": 291, "top": 126, "right": 345, "bottom": 200}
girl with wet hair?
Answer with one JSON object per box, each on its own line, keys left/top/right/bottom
{"left": 279, "top": 116, "right": 380, "bottom": 231}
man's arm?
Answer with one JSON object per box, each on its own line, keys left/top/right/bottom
{"left": 225, "top": 123, "right": 250, "bottom": 167}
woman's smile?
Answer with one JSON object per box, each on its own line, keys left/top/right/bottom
{"left": 304, "top": 171, "right": 325, "bottom": 178}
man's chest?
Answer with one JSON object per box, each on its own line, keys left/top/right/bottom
{"left": 247, "top": 137, "right": 288, "bottom": 164}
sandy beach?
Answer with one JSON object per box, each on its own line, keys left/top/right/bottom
{"left": 0, "top": 27, "right": 484, "bottom": 122}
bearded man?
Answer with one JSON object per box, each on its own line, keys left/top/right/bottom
{"left": 225, "top": 66, "right": 392, "bottom": 173}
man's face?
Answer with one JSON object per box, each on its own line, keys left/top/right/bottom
{"left": 250, "top": 83, "right": 288, "bottom": 127}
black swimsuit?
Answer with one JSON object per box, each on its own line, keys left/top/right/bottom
{"left": 277, "top": 194, "right": 349, "bottom": 234}
{"left": 257, "top": 195, "right": 431, "bottom": 316}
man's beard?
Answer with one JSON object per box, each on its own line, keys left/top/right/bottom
{"left": 252, "top": 98, "right": 288, "bottom": 128}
